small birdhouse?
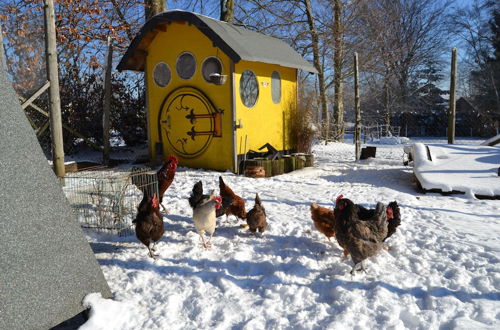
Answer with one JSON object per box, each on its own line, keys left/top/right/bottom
{"left": 118, "top": 10, "right": 316, "bottom": 172}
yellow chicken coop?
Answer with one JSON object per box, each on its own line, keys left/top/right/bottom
{"left": 118, "top": 10, "right": 316, "bottom": 172}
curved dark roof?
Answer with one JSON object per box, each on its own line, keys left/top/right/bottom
{"left": 117, "top": 10, "right": 317, "bottom": 73}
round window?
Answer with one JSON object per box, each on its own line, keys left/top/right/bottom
{"left": 240, "top": 70, "right": 259, "bottom": 108}
{"left": 153, "top": 62, "right": 171, "bottom": 87}
{"left": 271, "top": 71, "right": 281, "bottom": 104}
{"left": 176, "top": 52, "right": 196, "bottom": 80}
{"left": 202, "top": 57, "right": 223, "bottom": 83}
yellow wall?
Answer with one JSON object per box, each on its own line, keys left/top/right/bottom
{"left": 145, "top": 21, "right": 298, "bottom": 172}
{"left": 146, "top": 21, "right": 234, "bottom": 171}
{"left": 234, "top": 61, "right": 297, "bottom": 156}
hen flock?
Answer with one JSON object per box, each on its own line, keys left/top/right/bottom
{"left": 133, "top": 156, "right": 401, "bottom": 275}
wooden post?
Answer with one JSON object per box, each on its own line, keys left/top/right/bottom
{"left": 103, "top": 37, "right": 113, "bottom": 166}
{"left": 44, "top": 0, "right": 65, "bottom": 177}
{"left": 354, "top": 52, "right": 361, "bottom": 160}
{"left": 448, "top": 48, "right": 457, "bottom": 144}
{"left": 0, "top": 25, "right": 6, "bottom": 71}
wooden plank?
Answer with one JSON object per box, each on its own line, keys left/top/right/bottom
{"left": 0, "top": 25, "right": 6, "bottom": 71}
{"left": 354, "top": 52, "right": 361, "bottom": 161}
{"left": 20, "top": 96, "right": 102, "bottom": 151}
{"left": 448, "top": 48, "right": 457, "bottom": 144}
{"left": 21, "top": 81, "right": 50, "bottom": 109}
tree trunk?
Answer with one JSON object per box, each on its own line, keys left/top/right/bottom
{"left": 145, "top": 0, "right": 165, "bottom": 22}
{"left": 304, "top": 0, "right": 329, "bottom": 142}
{"left": 333, "top": 0, "right": 344, "bottom": 141}
{"left": 383, "top": 74, "right": 391, "bottom": 127}
{"left": 220, "top": 0, "right": 234, "bottom": 24}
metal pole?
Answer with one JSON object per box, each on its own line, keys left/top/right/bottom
{"left": 354, "top": 52, "right": 361, "bottom": 160}
{"left": 448, "top": 48, "right": 457, "bottom": 144}
{"left": 103, "top": 37, "right": 113, "bottom": 166}
{"left": 44, "top": 0, "right": 65, "bottom": 177}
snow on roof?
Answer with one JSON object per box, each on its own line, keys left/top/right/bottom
{"left": 481, "top": 134, "right": 500, "bottom": 146}
{"left": 117, "top": 10, "right": 317, "bottom": 73}
{"left": 412, "top": 143, "right": 500, "bottom": 197}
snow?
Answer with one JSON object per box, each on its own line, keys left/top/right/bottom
{"left": 412, "top": 143, "right": 500, "bottom": 197}
{"left": 79, "top": 140, "right": 500, "bottom": 329}
{"left": 367, "top": 136, "right": 411, "bottom": 145}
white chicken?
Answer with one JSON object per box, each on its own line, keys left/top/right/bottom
{"left": 188, "top": 181, "right": 222, "bottom": 248}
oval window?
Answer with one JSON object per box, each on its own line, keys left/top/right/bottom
{"left": 240, "top": 70, "right": 259, "bottom": 108}
{"left": 202, "top": 57, "right": 223, "bottom": 83}
{"left": 176, "top": 52, "right": 196, "bottom": 80}
{"left": 271, "top": 71, "right": 281, "bottom": 104}
{"left": 153, "top": 62, "right": 171, "bottom": 88}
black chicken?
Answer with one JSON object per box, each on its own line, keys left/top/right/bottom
{"left": 356, "top": 200, "right": 401, "bottom": 242}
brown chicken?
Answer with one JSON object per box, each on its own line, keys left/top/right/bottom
{"left": 310, "top": 203, "right": 336, "bottom": 241}
{"left": 217, "top": 176, "right": 246, "bottom": 221}
{"left": 157, "top": 155, "right": 179, "bottom": 211}
{"left": 334, "top": 197, "right": 388, "bottom": 275}
{"left": 246, "top": 193, "right": 268, "bottom": 234}
{"left": 133, "top": 192, "right": 164, "bottom": 259}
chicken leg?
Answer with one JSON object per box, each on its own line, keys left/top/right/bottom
{"left": 350, "top": 261, "right": 368, "bottom": 275}
{"left": 199, "top": 233, "right": 212, "bottom": 249}
{"left": 148, "top": 243, "right": 159, "bottom": 259}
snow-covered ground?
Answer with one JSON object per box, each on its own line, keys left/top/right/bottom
{"left": 79, "top": 140, "right": 500, "bottom": 329}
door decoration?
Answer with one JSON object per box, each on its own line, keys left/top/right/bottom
{"left": 159, "top": 87, "right": 222, "bottom": 159}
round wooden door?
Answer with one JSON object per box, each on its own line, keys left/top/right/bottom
{"left": 159, "top": 87, "right": 220, "bottom": 159}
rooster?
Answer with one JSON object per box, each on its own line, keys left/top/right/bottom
{"left": 133, "top": 192, "right": 164, "bottom": 259}
{"left": 246, "top": 193, "right": 268, "bottom": 234}
{"left": 334, "top": 197, "right": 388, "bottom": 275}
{"left": 157, "top": 155, "right": 179, "bottom": 212}
{"left": 217, "top": 176, "right": 246, "bottom": 222}
{"left": 310, "top": 203, "right": 336, "bottom": 242}
{"left": 189, "top": 181, "right": 222, "bottom": 248}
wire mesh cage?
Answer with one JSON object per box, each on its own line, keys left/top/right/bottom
{"left": 62, "top": 167, "right": 158, "bottom": 236}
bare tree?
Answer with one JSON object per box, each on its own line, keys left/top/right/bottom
{"left": 303, "top": 0, "right": 329, "bottom": 141}
{"left": 448, "top": 0, "right": 500, "bottom": 120}
{"left": 354, "top": 0, "right": 449, "bottom": 126}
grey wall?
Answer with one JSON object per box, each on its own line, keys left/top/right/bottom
{"left": 0, "top": 65, "right": 111, "bottom": 329}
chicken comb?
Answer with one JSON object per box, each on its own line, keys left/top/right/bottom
{"left": 336, "top": 194, "right": 344, "bottom": 203}
{"left": 152, "top": 193, "right": 159, "bottom": 207}
{"left": 167, "top": 155, "right": 179, "bottom": 163}
{"left": 387, "top": 207, "right": 393, "bottom": 220}
{"left": 214, "top": 195, "right": 222, "bottom": 210}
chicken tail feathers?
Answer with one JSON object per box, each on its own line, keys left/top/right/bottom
{"left": 189, "top": 181, "right": 204, "bottom": 208}
{"left": 374, "top": 202, "right": 388, "bottom": 229}
{"left": 255, "top": 193, "right": 261, "bottom": 205}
